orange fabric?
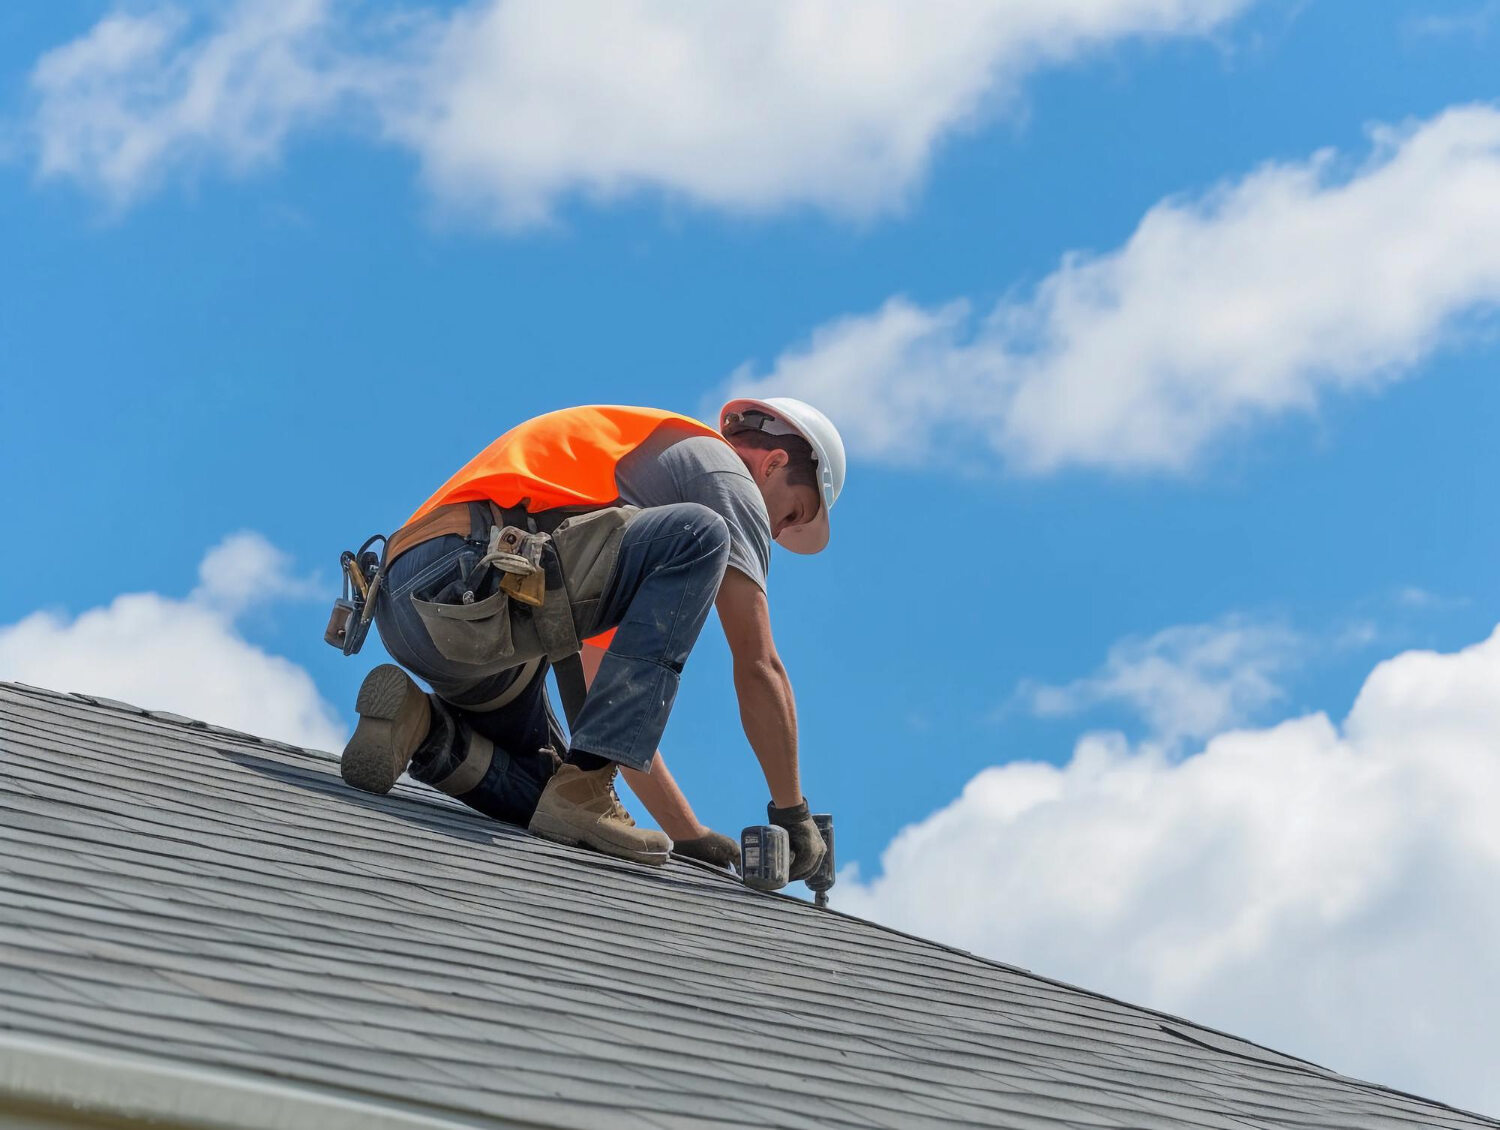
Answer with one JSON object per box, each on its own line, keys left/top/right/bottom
{"left": 408, "top": 406, "right": 730, "bottom": 650}
{"left": 407, "top": 405, "right": 726, "bottom": 524}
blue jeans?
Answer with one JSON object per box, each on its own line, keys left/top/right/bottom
{"left": 374, "top": 503, "right": 730, "bottom": 819}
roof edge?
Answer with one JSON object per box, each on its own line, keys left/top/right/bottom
{"left": 0, "top": 1032, "right": 544, "bottom": 1130}
{"left": 6, "top": 679, "right": 1494, "bottom": 1126}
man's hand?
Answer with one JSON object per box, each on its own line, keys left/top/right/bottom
{"left": 672, "top": 830, "right": 741, "bottom": 873}
{"left": 768, "top": 799, "right": 826, "bottom": 881}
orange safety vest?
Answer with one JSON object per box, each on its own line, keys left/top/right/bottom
{"left": 407, "top": 405, "right": 728, "bottom": 525}
{"left": 408, "top": 406, "right": 729, "bottom": 650}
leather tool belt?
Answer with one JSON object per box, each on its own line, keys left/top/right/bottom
{"left": 386, "top": 501, "right": 504, "bottom": 565}
{"left": 328, "top": 499, "right": 636, "bottom": 668}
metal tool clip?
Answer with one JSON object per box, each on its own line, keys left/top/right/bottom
{"left": 324, "top": 537, "right": 384, "bottom": 656}
{"left": 490, "top": 525, "right": 548, "bottom": 607}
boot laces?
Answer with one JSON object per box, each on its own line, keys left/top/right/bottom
{"left": 602, "top": 767, "right": 635, "bottom": 826}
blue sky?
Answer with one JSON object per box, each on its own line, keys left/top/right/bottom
{"left": 3, "top": 0, "right": 1500, "bottom": 1111}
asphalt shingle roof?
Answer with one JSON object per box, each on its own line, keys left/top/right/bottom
{"left": 1, "top": 679, "right": 1494, "bottom": 1130}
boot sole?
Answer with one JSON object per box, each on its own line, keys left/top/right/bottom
{"left": 341, "top": 665, "right": 426, "bottom": 796}
{"left": 528, "top": 810, "right": 671, "bottom": 867}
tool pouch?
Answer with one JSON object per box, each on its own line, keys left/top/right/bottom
{"left": 408, "top": 506, "right": 638, "bottom": 671}
{"left": 324, "top": 597, "right": 363, "bottom": 654}
{"left": 549, "top": 506, "right": 636, "bottom": 630}
{"left": 409, "top": 523, "right": 543, "bottom": 667}
{"left": 324, "top": 542, "right": 383, "bottom": 656}
{"left": 412, "top": 581, "right": 516, "bottom": 666}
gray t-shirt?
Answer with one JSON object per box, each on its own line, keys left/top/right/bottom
{"left": 615, "top": 430, "right": 771, "bottom": 592}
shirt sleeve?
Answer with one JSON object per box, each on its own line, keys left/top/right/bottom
{"left": 678, "top": 469, "right": 772, "bottom": 593}
{"left": 614, "top": 434, "right": 772, "bottom": 593}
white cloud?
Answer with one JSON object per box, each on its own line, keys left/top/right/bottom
{"left": 23, "top": 0, "right": 1251, "bottom": 221}
{"left": 1017, "top": 616, "right": 1300, "bottom": 746}
{"left": 730, "top": 104, "right": 1500, "bottom": 474}
{"left": 838, "top": 623, "right": 1500, "bottom": 1114}
{"left": 395, "top": 0, "right": 1250, "bottom": 227}
{"left": 194, "top": 530, "right": 321, "bottom": 616}
{"left": 0, "top": 533, "right": 345, "bottom": 752}
{"left": 1406, "top": 2, "right": 1500, "bottom": 40}
{"left": 27, "top": 0, "right": 369, "bottom": 204}
{"left": 1395, "top": 586, "right": 1472, "bottom": 612}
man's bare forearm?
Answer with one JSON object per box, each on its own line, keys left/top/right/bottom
{"left": 733, "top": 655, "right": 801, "bottom": 808}
{"left": 620, "top": 758, "right": 707, "bottom": 840}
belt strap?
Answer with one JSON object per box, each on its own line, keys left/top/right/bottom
{"left": 552, "top": 653, "right": 588, "bottom": 729}
{"left": 386, "top": 504, "right": 472, "bottom": 564}
{"left": 532, "top": 541, "right": 582, "bottom": 663}
{"left": 387, "top": 499, "right": 611, "bottom": 565}
{"left": 387, "top": 502, "right": 509, "bottom": 564}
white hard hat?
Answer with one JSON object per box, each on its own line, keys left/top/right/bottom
{"left": 720, "top": 396, "right": 846, "bottom": 554}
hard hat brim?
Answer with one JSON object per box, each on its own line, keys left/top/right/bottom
{"left": 775, "top": 510, "right": 830, "bottom": 555}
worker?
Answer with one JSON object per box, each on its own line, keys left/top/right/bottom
{"left": 338, "top": 399, "right": 845, "bottom": 880}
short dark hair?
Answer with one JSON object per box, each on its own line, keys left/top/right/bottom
{"left": 726, "top": 427, "right": 819, "bottom": 492}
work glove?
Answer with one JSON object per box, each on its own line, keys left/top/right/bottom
{"left": 768, "top": 799, "right": 827, "bottom": 882}
{"left": 672, "top": 829, "right": 741, "bottom": 874}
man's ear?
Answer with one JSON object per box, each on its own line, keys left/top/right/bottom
{"left": 762, "top": 448, "right": 789, "bottom": 479}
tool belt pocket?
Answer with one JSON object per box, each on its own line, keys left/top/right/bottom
{"left": 410, "top": 584, "right": 517, "bottom": 667}
{"left": 407, "top": 521, "right": 551, "bottom": 667}
{"left": 552, "top": 505, "right": 638, "bottom": 618}
{"left": 406, "top": 506, "right": 638, "bottom": 668}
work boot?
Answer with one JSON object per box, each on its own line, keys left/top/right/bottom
{"left": 528, "top": 763, "right": 672, "bottom": 866}
{"left": 341, "top": 664, "right": 432, "bottom": 795}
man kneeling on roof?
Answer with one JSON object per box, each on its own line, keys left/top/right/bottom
{"left": 339, "top": 399, "right": 844, "bottom": 878}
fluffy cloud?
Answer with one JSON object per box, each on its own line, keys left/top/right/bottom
{"left": 194, "top": 530, "right": 322, "bottom": 615}
{"left": 27, "top": 0, "right": 366, "bottom": 204}
{"left": 1017, "top": 616, "right": 1301, "bottom": 747}
{"left": 0, "top": 533, "right": 345, "bottom": 752}
{"left": 730, "top": 104, "right": 1500, "bottom": 473}
{"left": 837, "top": 624, "right": 1500, "bottom": 1114}
{"left": 23, "top": 0, "right": 1251, "bottom": 221}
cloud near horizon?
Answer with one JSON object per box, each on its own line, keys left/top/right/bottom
{"left": 838, "top": 622, "right": 1500, "bottom": 1115}
{"left": 0, "top": 533, "right": 345, "bottom": 752}
{"left": 729, "top": 104, "right": 1500, "bottom": 474}
{"left": 23, "top": 0, "right": 1252, "bottom": 223}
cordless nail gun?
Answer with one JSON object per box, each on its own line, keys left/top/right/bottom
{"left": 740, "top": 813, "right": 835, "bottom": 908}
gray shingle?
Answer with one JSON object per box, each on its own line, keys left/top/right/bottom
{"left": 0, "top": 680, "right": 1493, "bottom": 1130}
